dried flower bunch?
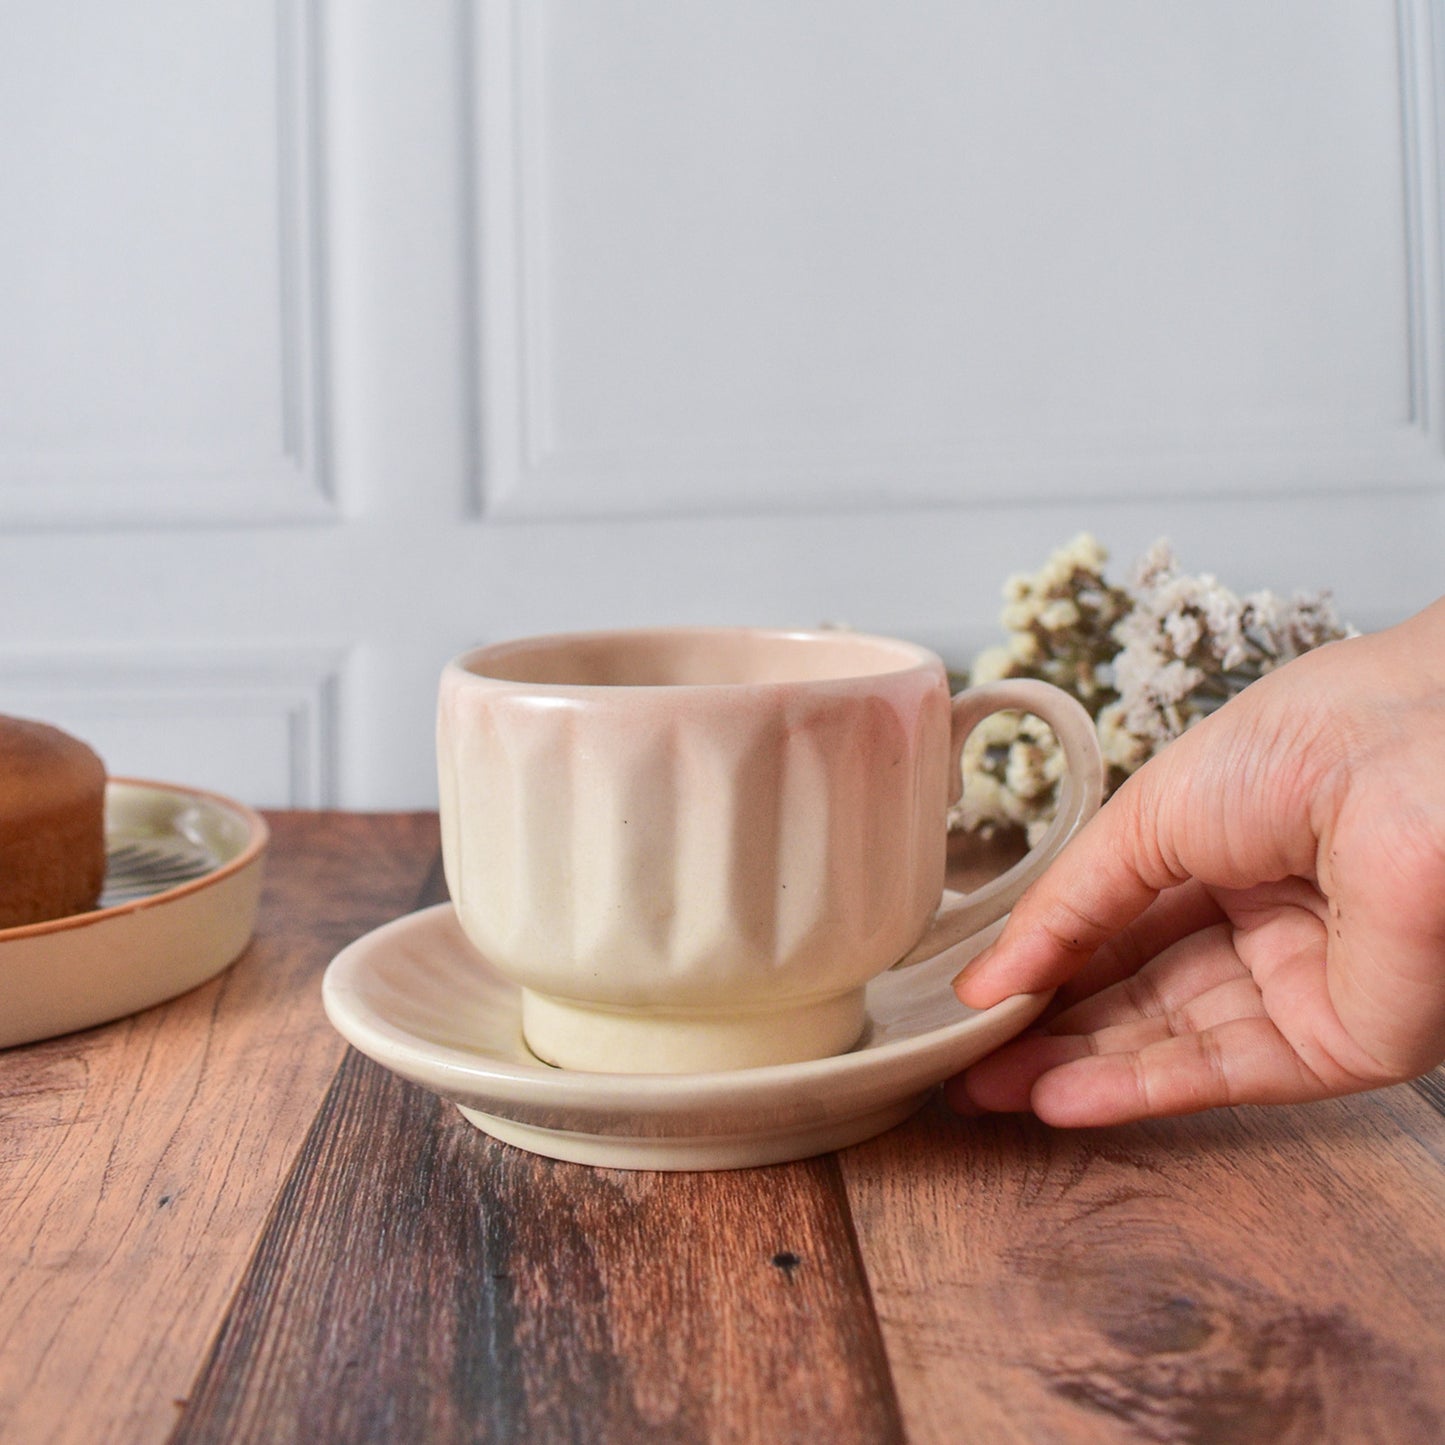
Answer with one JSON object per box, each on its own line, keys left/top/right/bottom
{"left": 952, "top": 534, "right": 1354, "bottom": 843}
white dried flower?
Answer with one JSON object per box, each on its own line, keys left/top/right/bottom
{"left": 969, "top": 644, "right": 1017, "bottom": 685}
{"left": 1285, "top": 590, "right": 1356, "bottom": 652}
{"left": 953, "top": 533, "right": 1352, "bottom": 840}
{"left": 1008, "top": 630, "right": 1043, "bottom": 665}
{"left": 953, "top": 709, "right": 1063, "bottom": 838}
{"left": 1162, "top": 609, "right": 1203, "bottom": 658}
{"left": 1153, "top": 658, "right": 1204, "bottom": 707}
{"left": 1000, "top": 599, "right": 1039, "bottom": 632}
{"left": 1111, "top": 635, "right": 1162, "bottom": 699}
{"left": 1062, "top": 533, "right": 1110, "bottom": 573}
{"left": 1038, "top": 599, "right": 1081, "bottom": 632}
{"left": 1097, "top": 701, "right": 1152, "bottom": 774}
{"left": 1132, "top": 538, "right": 1178, "bottom": 591}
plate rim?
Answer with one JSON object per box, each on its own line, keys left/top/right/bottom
{"left": 0, "top": 776, "right": 269, "bottom": 945}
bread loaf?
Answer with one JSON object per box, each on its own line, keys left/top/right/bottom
{"left": 0, "top": 716, "right": 107, "bottom": 929}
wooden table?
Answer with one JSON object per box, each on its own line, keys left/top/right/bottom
{"left": 3, "top": 812, "right": 1444, "bottom": 1444}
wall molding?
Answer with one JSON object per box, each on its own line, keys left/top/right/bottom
{"left": 470, "top": 0, "right": 1445, "bottom": 521}
{"left": 0, "top": 0, "right": 333, "bottom": 529}
{"left": 0, "top": 644, "right": 346, "bottom": 807}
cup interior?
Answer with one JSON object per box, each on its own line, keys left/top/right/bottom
{"left": 462, "top": 629, "right": 934, "bottom": 688}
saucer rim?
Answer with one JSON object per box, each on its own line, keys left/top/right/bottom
{"left": 322, "top": 902, "right": 1049, "bottom": 1113}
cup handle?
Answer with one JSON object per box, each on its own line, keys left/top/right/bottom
{"left": 893, "top": 678, "right": 1105, "bottom": 970}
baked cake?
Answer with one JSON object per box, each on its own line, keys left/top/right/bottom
{"left": 0, "top": 716, "right": 107, "bottom": 929}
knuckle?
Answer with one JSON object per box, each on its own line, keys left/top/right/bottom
{"left": 1128, "top": 1051, "right": 1155, "bottom": 1114}
{"left": 1120, "top": 968, "right": 1165, "bottom": 1022}
{"left": 1196, "top": 1029, "right": 1235, "bottom": 1106}
{"left": 1030, "top": 896, "right": 1116, "bottom": 959}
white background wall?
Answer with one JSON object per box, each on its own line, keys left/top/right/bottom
{"left": 2, "top": 0, "right": 1441, "bottom": 809}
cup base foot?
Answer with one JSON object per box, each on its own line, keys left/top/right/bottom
{"left": 520, "top": 986, "right": 868, "bottom": 1074}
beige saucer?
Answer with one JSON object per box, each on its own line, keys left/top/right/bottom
{"left": 0, "top": 779, "right": 268, "bottom": 1050}
{"left": 322, "top": 899, "right": 1049, "bottom": 1171}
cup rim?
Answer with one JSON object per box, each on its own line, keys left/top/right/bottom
{"left": 445, "top": 626, "right": 943, "bottom": 693}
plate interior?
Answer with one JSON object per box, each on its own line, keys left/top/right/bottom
{"left": 99, "top": 783, "right": 254, "bottom": 906}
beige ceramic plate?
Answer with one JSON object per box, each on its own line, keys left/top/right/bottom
{"left": 322, "top": 900, "right": 1049, "bottom": 1171}
{"left": 0, "top": 779, "right": 268, "bottom": 1050}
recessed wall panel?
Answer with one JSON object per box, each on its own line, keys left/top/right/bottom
{"left": 474, "top": 0, "right": 1440, "bottom": 517}
{"left": 0, "top": 647, "right": 344, "bottom": 808}
{"left": 0, "top": 0, "right": 329, "bottom": 524}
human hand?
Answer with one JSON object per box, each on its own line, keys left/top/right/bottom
{"left": 946, "top": 597, "right": 1445, "bottom": 1126}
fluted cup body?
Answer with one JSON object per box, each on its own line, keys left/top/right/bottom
{"left": 437, "top": 628, "right": 953, "bottom": 1072}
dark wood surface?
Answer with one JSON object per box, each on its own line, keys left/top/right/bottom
{"left": 2, "top": 814, "right": 1443, "bottom": 1444}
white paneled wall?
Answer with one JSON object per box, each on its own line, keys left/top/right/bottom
{"left": 2, "top": 0, "right": 1441, "bottom": 809}
{"left": 0, "top": 1, "right": 330, "bottom": 525}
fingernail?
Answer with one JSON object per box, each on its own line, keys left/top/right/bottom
{"left": 942, "top": 1074, "right": 986, "bottom": 1115}
{"left": 952, "top": 942, "right": 997, "bottom": 994}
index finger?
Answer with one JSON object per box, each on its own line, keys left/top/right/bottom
{"left": 954, "top": 760, "right": 1187, "bottom": 1009}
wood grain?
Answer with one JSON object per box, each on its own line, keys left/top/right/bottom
{"left": 6, "top": 815, "right": 1444, "bottom": 1445}
{"left": 175, "top": 1050, "right": 904, "bottom": 1445}
{"left": 838, "top": 1087, "right": 1445, "bottom": 1444}
{"left": 0, "top": 812, "right": 440, "bottom": 1445}
{"left": 175, "top": 848, "right": 901, "bottom": 1443}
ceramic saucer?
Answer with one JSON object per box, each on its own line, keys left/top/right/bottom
{"left": 322, "top": 898, "right": 1048, "bottom": 1171}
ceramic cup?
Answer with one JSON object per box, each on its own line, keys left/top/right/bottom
{"left": 437, "top": 627, "right": 1104, "bottom": 1074}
